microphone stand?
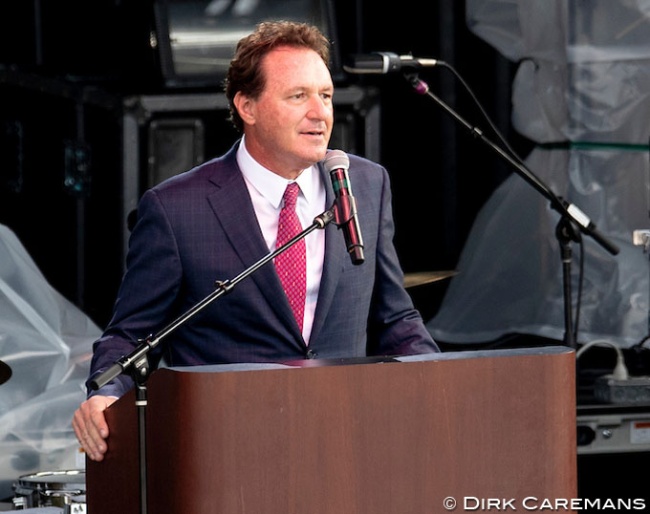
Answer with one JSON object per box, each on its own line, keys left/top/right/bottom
{"left": 90, "top": 207, "right": 336, "bottom": 514}
{"left": 404, "top": 72, "right": 620, "bottom": 348}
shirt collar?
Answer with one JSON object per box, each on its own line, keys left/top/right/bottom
{"left": 237, "top": 136, "right": 318, "bottom": 209}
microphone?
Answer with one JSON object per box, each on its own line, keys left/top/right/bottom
{"left": 324, "top": 150, "right": 365, "bottom": 265}
{"left": 343, "top": 52, "right": 439, "bottom": 74}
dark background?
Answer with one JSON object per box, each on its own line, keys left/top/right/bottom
{"left": 0, "top": 0, "right": 532, "bottom": 328}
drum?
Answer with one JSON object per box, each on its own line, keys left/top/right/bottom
{"left": 12, "top": 469, "right": 86, "bottom": 511}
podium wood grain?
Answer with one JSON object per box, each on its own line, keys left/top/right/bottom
{"left": 87, "top": 348, "right": 577, "bottom": 513}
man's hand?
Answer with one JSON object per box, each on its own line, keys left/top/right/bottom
{"left": 72, "top": 395, "right": 118, "bottom": 462}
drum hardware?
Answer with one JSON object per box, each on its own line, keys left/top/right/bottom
{"left": 12, "top": 469, "right": 86, "bottom": 511}
{"left": 403, "top": 270, "right": 458, "bottom": 288}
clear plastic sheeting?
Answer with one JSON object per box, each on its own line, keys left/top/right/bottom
{"left": 0, "top": 224, "right": 100, "bottom": 500}
{"left": 428, "top": 1, "right": 650, "bottom": 347}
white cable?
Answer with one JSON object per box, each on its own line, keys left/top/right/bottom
{"left": 576, "top": 339, "right": 629, "bottom": 380}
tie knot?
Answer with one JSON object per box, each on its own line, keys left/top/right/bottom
{"left": 283, "top": 183, "right": 300, "bottom": 210}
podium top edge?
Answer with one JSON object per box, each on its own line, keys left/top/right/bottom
{"left": 157, "top": 346, "right": 573, "bottom": 375}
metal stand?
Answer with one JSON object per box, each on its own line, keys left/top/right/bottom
{"left": 132, "top": 361, "right": 150, "bottom": 514}
{"left": 404, "top": 70, "right": 619, "bottom": 346}
{"left": 632, "top": 229, "right": 650, "bottom": 346}
{"left": 556, "top": 217, "right": 583, "bottom": 348}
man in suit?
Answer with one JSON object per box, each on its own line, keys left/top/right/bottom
{"left": 73, "top": 20, "right": 438, "bottom": 462}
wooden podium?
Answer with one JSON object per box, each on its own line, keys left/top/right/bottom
{"left": 87, "top": 347, "right": 577, "bottom": 513}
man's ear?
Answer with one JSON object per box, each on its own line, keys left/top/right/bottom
{"left": 233, "top": 92, "right": 256, "bottom": 125}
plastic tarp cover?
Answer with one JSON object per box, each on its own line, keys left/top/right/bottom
{"left": 428, "top": 1, "right": 650, "bottom": 347}
{"left": 0, "top": 224, "right": 100, "bottom": 500}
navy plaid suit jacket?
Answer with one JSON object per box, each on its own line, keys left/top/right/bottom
{"left": 88, "top": 141, "right": 437, "bottom": 397}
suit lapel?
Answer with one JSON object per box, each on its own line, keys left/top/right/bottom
{"left": 204, "top": 147, "right": 300, "bottom": 335}
{"left": 203, "top": 147, "right": 347, "bottom": 346}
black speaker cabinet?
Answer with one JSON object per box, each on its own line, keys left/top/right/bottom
{"left": 119, "top": 87, "right": 381, "bottom": 265}
{"left": 0, "top": 70, "right": 380, "bottom": 327}
{"left": 0, "top": 72, "right": 125, "bottom": 326}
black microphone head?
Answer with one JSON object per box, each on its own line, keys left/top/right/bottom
{"left": 324, "top": 149, "right": 350, "bottom": 172}
{"left": 343, "top": 53, "right": 438, "bottom": 75}
{"left": 343, "top": 52, "right": 401, "bottom": 74}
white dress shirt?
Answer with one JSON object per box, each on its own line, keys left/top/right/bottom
{"left": 236, "top": 137, "right": 327, "bottom": 343}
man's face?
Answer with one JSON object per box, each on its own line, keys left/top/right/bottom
{"left": 235, "top": 46, "right": 334, "bottom": 179}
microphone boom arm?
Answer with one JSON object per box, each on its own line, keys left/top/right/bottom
{"left": 90, "top": 208, "right": 336, "bottom": 391}
{"left": 404, "top": 71, "right": 619, "bottom": 348}
{"left": 405, "top": 73, "right": 619, "bottom": 257}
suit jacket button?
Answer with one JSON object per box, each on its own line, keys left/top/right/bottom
{"left": 306, "top": 349, "right": 317, "bottom": 359}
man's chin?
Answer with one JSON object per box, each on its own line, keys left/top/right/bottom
{"left": 303, "top": 147, "right": 328, "bottom": 165}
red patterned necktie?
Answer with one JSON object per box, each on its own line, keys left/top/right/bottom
{"left": 275, "top": 183, "right": 306, "bottom": 332}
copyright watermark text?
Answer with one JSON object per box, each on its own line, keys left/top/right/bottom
{"left": 441, "top": 496, "right": 646, "bottom": 511}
